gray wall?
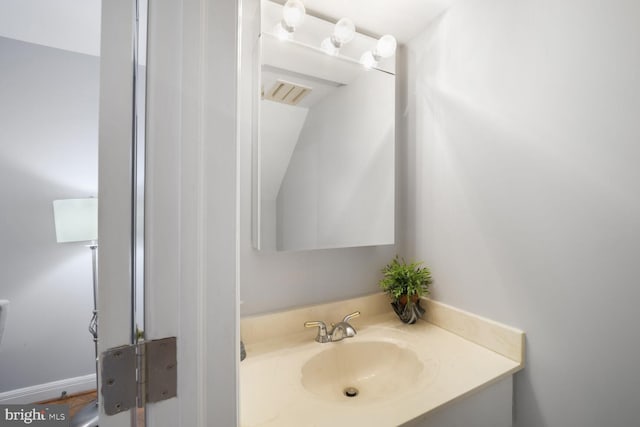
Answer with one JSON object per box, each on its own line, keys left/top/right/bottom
{"left": 402, "top": 1, "right": 640, "bottom": 426}
{"left": 239, "top": 0, "right": 397, "bottom": 316}
{"left": 0, "top": 37, "right": 98, "bottom": 392}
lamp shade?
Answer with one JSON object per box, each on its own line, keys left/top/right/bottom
{"left": 53, "top": 198, "right": 98, "bottom": 243}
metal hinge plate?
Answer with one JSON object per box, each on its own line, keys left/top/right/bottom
{"left": 101, "top": 337, "right": 177, "bottom": 416}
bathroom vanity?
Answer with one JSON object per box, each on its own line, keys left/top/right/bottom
{"left": 240, "top": 294, "right": 525, "bottom": 426}
{"left": 243, "top": 2, "right": 525, "bottom": 425}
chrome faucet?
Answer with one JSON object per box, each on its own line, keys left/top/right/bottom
{"left": 304, "top": 311, "right": 360, "bottom": 343}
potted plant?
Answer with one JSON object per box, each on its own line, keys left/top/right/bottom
{"left": 379, "top": 256, "right": 433, "bottom": 324}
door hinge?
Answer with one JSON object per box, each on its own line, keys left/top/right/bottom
{"left": 101, "top": 337, "right": 177, "bottom": 416}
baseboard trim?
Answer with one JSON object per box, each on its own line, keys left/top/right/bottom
{"left": 0, "top": 374, "right": 96, "bottom": 404}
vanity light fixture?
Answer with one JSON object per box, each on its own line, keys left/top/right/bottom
{"left": 360, "top": 51, "right": 377, "bottom": 69}
{"left": 360, "top": 34, "right": 398, "bottom": 69}
{"left": 321, "top": 17, "right": 356, "bottom": 55}
{"left": 275, "top": 0, "right": 306, "bottom": 40}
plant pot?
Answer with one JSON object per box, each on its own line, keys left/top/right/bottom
{"left": 391, "top": 294, "right": 425, "bottom": 324}
{"left": 398, "top": 294, "right": 420, "bottom": 305}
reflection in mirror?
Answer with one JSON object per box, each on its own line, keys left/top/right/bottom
{"left": 132, "top": 0, "right": 148, "bottom": 425}
{"left": 255, "top": 1, "right": 396, "bottom": 252}
{"left": 134, "top": 0, "right": 148, "bottom": 348}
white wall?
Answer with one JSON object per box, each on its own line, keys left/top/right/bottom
{"left": 240, "top": 0, "right": 398, "bottom": 316}
{"left": 259, "top": 101, "right": 308, "bottom": 202}
{"left": 276, "top": 68, "right": 395, "bottom": 251}
{"left": 258, "top": 101, "right": 308, "bottom": 251}
{"left": 260, "top": 199, "right": 278, "bottom": 251}
{"left": 0, "top": 0, "right": 101, "bottom": 56}
{"left": 402, "top": 1, "right": 640, "bottom": 426}
{"left": 0, "top": 37, "right": 97, "bottom": 393}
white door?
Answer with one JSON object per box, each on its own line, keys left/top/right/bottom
{"left": 98, "top": 1, "right": 240, "bottom": 426}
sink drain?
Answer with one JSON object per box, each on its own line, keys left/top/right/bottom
{"left": 343, "top": 387, "right": 359, "bottom": 398}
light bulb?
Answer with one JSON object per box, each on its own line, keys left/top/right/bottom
{"left": 331, "top": 18, "right": 355, "bottom": 46}
{"left": 321, "top": 37, "right": 339, "bottom": 56}
{"left": 282, "top": 0, "right": 305, "bottom": 30}
{"left": 374, "top": 35, "right": 397, "bottom": 59}
{"left": 274, "top": 23, "right": 291, "bottom": 40}
{"left": 360, "top": 51, "right": 377, "bottom": 69}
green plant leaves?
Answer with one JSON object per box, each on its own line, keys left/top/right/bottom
{"left": 378, "top": 255, "right": 432, "bottom": 300}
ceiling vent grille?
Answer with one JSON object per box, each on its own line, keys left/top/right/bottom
{"left": 264, "top": 79, "right": 312, "bottom": 106}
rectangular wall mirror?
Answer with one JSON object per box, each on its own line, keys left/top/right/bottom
{"left": 253, "top": 0, "right": 396, "bottom": 252}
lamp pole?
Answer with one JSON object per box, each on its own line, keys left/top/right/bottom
{"left": 69, "top": 242, "right": 100, "bottom": 427}
{"left": 88, "top": 243, "right": 99, "bottom": 404}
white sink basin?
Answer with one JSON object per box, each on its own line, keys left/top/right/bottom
{"left": 301, "top": 340, "right": 424, "bottom": 402}
{"left": 240, "top": 295, "right": 524, "bottom": 427}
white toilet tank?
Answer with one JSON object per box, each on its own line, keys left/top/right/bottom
{"left": 0, "top": 300, "right": 8, "bottom": 345}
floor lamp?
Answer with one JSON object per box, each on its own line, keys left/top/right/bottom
{"left": 53, "top": 198, "right": 99, "bottom": 427}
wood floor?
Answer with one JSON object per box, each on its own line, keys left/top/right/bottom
{"left": 38, "top": 390, "right": 97, "bottom": 418}
{"left": 38, "top": 390, "right": 145, "bottom": 425}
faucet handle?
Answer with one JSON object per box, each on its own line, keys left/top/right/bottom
{"left": 304, "top": 321, "right": 330, "bottom": 343}
{"left": 342, "top": 311, "right": 360, "bottom": 323}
